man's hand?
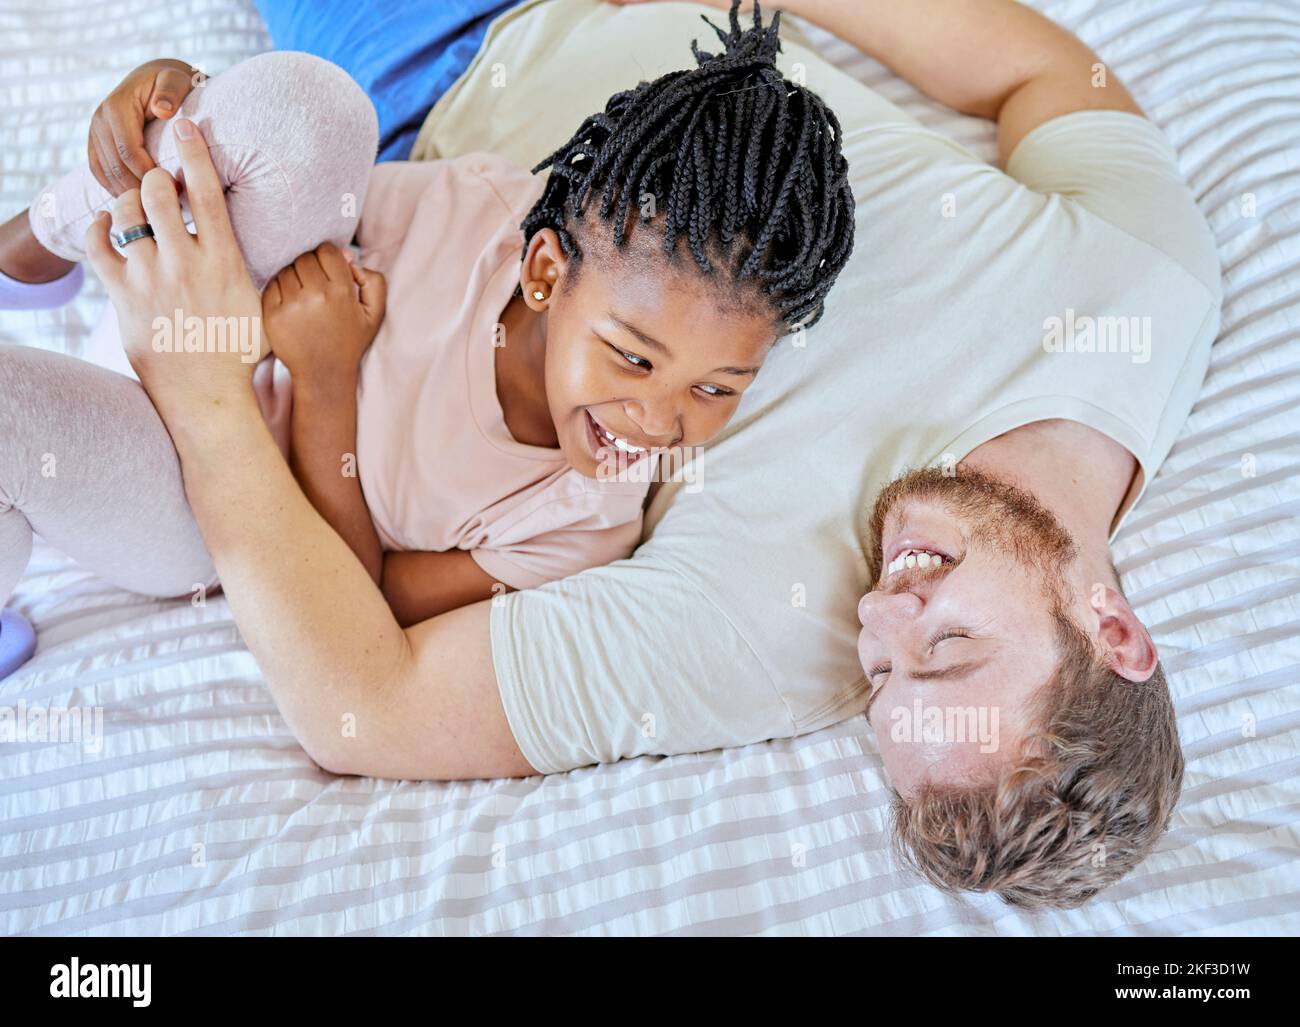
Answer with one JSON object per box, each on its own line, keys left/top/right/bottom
{"left": 89, "top": 58, "right": 197, "bottom": 196}
{"left": 80, "top": 112, "right": 530, "bottom": 782}
{"left": 262, "top": 243, "right": 387, "bottom": 382}
{"left": 85, "top": 117, "right": 262, "bottom": 433}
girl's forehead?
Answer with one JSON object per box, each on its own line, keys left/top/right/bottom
{"left": 579, "top": 235, "right": 772, "bottom": 319}
{"left": 587, "top": 267, "right": 773, "bottom": 339}
{"left": 563, "top": 218, "right": 780, "bottom": 349}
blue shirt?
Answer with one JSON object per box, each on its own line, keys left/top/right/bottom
{"left": 255, "top": 0, "right": 518, "bottom": 161}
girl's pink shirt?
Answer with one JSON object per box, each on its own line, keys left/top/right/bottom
{"left": 350, "top": 153, "right": 649, "bottom": 590}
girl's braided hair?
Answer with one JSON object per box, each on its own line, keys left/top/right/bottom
{"left": 520, "top": 0, "right": 855, "bottom": 330}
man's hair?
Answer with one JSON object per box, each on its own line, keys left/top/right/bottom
{"left": 890, "top": 611, "right": 1184, "bottom": 910}
{"left": 520, "top": 0, "right": 855, "bottom": 330}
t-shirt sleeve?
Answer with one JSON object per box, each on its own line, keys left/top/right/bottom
{"left": 1005, "top": 109, "right": 1222, "bottom": 301}
{"left": 358, "top": 153, "right": 532, "bottom": 264}
{"left": 470, "top": 518, "right": 643, "bottom": 592}
{"left": 970, "top": 108, "right": 1224, "bottom": 531}
{"left": 356, "top": 160, "right": 450, "bottom": 260}
{"left": 489, "top": 556, "right": 788, "bottom": 775}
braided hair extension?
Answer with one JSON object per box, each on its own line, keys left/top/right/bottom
{"left": 519, "top": 0, "right": 855, "bottom": 330}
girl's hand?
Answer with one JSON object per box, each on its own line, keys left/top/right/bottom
{"left": 261, "top": 244, "right": 387, "bottom": 384}
{"left": 89, "top": 58, "right": 197, "bottom": 196}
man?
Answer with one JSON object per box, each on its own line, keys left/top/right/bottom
{"left": 87, "top": 0, "right": 1221, "bottom": 909}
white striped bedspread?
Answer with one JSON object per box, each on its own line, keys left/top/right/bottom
{"left": 1, "top": 0, "right": 1297, "bottom": 936}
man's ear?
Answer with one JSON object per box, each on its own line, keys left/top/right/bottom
{"left": 1092, "top": 585, "right": 1159, "bottom": 682}
{"left": 520, "top": 228, "right": 567, "bottom": 297}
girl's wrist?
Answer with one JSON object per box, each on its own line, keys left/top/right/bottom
{"left": 291, "top": 366, "right": 359, "bottom": 403}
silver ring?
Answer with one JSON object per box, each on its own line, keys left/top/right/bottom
{"left": 112, "top": 224, "right": 154, "bottom": 248}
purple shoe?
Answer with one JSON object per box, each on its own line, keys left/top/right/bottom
{"left": 0, "top": 610, "right": 37, "bottom": 679}
{"left": 0, "top": 263, "right": 84, "bottom": 310}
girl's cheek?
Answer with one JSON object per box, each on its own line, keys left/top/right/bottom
{"left": 558, "top": 347, "right": 609, "bottom": 394}
{"left": 689, "top": 400, "right": 740, "bottom": 446}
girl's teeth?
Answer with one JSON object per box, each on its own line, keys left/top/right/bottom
{"left": 596, "top": 421, "right": 645, "bottom": 453}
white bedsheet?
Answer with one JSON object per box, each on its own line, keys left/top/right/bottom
{"left": 1, "top": 0, "right": 1298, "bottom": 935}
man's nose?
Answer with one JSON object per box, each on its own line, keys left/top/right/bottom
{"left": 858, "top": 588, "right": 923, "bottom": 635}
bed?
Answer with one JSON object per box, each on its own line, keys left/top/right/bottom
{"left": 2, "top": 0, "right": 1297, "bottom": 935}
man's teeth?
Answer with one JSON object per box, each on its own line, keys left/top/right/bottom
{"left": 597, "top": 423, "right": 645, "bottom": 453}
{"left": 885, "top": 549, "right": 945, "bottom": 576}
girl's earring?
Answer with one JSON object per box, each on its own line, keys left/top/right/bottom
{"left": 528, "top": 282, "right": 549, "bottom": 303}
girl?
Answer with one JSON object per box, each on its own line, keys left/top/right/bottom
{"left": 0, "top": 2, "right": 854, "bottom": 668}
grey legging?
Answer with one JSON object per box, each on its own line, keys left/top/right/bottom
{"left": 1, "top": 51, "right": 377, "bottom": 605}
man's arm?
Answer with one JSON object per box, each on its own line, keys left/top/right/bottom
{"left": 618, "top": 0, "right": 1143, "bottom": 164}
{"left": 86, "top": 121, "right": 536, "bottom": 781}
{"left": 791, "top": 0, "right": 1143, "bottom": 163}
{"left": 182, "top": 406, "right": 532, "bottom": 779}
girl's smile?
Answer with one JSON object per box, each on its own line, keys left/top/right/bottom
{"left": 584, "top": 409, "right": 651, "bottom": 463}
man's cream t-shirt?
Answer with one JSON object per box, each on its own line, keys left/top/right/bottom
{"left": 414, "top": 0, "right": 1223, "bottom": 775}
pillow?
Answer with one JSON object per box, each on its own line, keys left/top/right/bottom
{"left": 254, "top": 0, "right": 519, "bottom": 161}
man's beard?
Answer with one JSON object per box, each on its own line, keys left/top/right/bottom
{"left": 863, "top": 466, "right": 1078, "bottom": 590}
